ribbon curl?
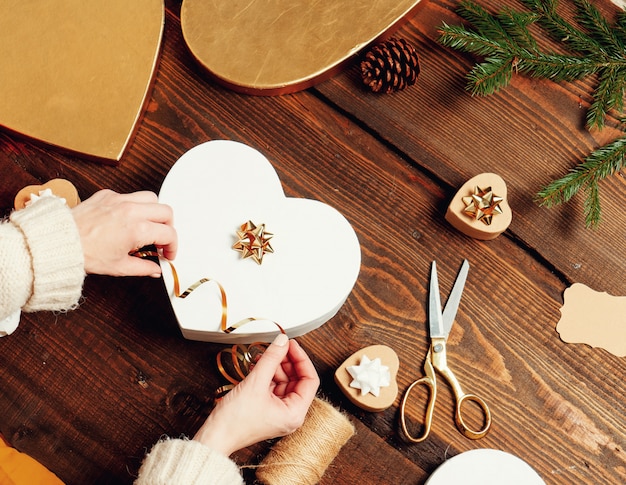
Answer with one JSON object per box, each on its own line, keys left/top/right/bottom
{"left": 131, "top": 249, "right": 285, "bottom": 334}
{"left": 131, "top": 249, "right": 285, "bottom": 395}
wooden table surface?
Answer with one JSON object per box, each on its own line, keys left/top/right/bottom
{"left": 1, "top": 0, "right": 624, "bottom": 484}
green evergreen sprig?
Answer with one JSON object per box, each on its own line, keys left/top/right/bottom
{"left": 438, "top": 0, "right": 626, "bottom": 227}
{"left": 535, "top": 136, "right": 626, "bottom": 226}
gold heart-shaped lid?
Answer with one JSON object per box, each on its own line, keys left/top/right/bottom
{"left": 181, "top": 0, "right": 424, "bottom": 95}
{"left": 0, "top": 0, "right": 164, "bottom": 163}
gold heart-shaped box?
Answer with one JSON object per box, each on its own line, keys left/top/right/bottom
{"left": 181, "top": 0, "right": 425, "bottom": 95}
{"left": 0, "top": 0, "right": 164, "bottom": 163}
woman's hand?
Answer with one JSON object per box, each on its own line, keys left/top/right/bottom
{"left": 72, "top": 189, "right": 177, "bottom": 277}
{"left": 193, "top": 334, "right": 320, "bottom": 456}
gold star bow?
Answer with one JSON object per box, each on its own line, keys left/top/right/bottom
{"left": 462, "top": 186, "right": 503, "bottom": 225}
{"left": 233, "top": 221, "right": 274, "bottom": 264}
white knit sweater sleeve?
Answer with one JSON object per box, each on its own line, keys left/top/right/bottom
{"left": 0, "top": 196, "right": 85, "bottom": 327}
{"left": 135, "top": 438, "right": 244, "bottom": 485}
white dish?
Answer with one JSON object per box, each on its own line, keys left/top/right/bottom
{"left": 426, "top": 449, "right": 545, "bottom": 485}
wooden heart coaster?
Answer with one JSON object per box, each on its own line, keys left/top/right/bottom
{"left": 14, "top": 179, "right": 80, "bottom": 210}
{"left": 0, "top": 0, "right": 164, "bottom": 163}
{"left": 180, "top": 0, "right": 425, "bottom": 95}
{"left": 445, "top": 173, "right": 512, "bottom": 240}
{"left": 335, "top": 345, "right": 399, "bottom": 412}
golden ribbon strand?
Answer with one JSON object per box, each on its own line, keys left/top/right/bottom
{"left": 132, "top": 249, "right": 237, "bottom": 332}
{"left": 131, "top": 249, "right": 285, "bottom": 395}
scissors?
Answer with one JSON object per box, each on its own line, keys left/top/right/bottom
{"left": 400, "top": 259, "right": 491, "bottom": 442}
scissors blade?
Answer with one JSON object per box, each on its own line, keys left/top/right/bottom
{"left": 441, "top": 259, "right": 470, "bottom": 337}
{"left": 428, "top": 261, "right": 446, "bottom": 338}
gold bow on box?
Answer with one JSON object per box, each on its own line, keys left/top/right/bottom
{"left": 233, "top": 221, "right": 274, "bottom": 265}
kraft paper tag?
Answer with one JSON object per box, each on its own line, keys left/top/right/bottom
{"left": 556, "top": 283, "right": 626, "bottom": 357}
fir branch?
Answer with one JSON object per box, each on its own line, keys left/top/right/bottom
{"left": 466, "top": 55, "right": 516, "bottom": 95}
{"left": 616, "top": 9, "right": 626, "bottom": 42}
{"left": 518, "top": 51, "right": 603, "bottom": 81}
{"left": 438, "top": 23, "right": 508, "bottom": 57}
{"left": 588, "top": 65, "right": 621, "bottom": 129}
{"left": 437, "top": 0, "right": 626, "bottom": 100}
{"left": 572, "top": 0, "right": 624, "bottom": 56}
{"left": 496, "top": 8, "right": 540, "bottom": 51}
{"left": 521, "top": 0, "right": 603, "bottom": 54}
{"left": 438, "top": 0, "right": 626, "bottom": 227}
{"left": 583, "top": 178, "right": 601, "bottom": 227}
{"left": 456, "top": 1, "right": 515, "bottom": 43}
{"left": 535, "top": 135, "right": 626, "bottom": 227}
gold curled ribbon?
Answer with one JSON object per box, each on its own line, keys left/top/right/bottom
{"left": 131, "top": 249, "right": 285, "bottom": 397}
{"left": 215, "top": 342, "right": 272, "bottom": 398}
{"left": 131, "top": 249, "right": 285, "bottom": 334}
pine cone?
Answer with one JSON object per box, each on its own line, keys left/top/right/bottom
{"left": 361, "top": 38, "right": 420, "bottom": 93}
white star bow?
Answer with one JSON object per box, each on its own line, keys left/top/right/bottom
{"left": 347, "top": 355, "right": 390, "bottom": 397}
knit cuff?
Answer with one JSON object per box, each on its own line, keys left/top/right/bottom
{"left": 9, "top": 196, "right": 85, "bottom": 312}
{"left": 135, "top": 438, "right": 244, "bottom": 485}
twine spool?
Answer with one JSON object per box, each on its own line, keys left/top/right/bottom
{"left": 256, "top": 397, "right": 355, "bottom": 485}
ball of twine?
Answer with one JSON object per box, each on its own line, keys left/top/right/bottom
{"left": 256, "top": 397, "right": 355, "bottom": 485}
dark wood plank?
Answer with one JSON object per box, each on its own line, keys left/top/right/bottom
{"left": 0, "top": 143, "right": 41, "bottom": 213}
{"left": 314, "top": 0, "right": 626, "bottom": 294}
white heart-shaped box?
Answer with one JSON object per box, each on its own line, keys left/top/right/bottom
{"left": 158, "top": 140, "right": 361, "bottom": 343}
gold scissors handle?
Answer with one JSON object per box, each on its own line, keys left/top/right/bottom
{"left": 432, "top": 340, "right": 491, "bottom": 440}
{"left": 454, "top": 391, "right": 491, "bottom": 439}
{"left": 400, "top": 343, "right": 492, "bottom": 442}
{"left": 400, "top": 357, "right": 437, "bottom": 443}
